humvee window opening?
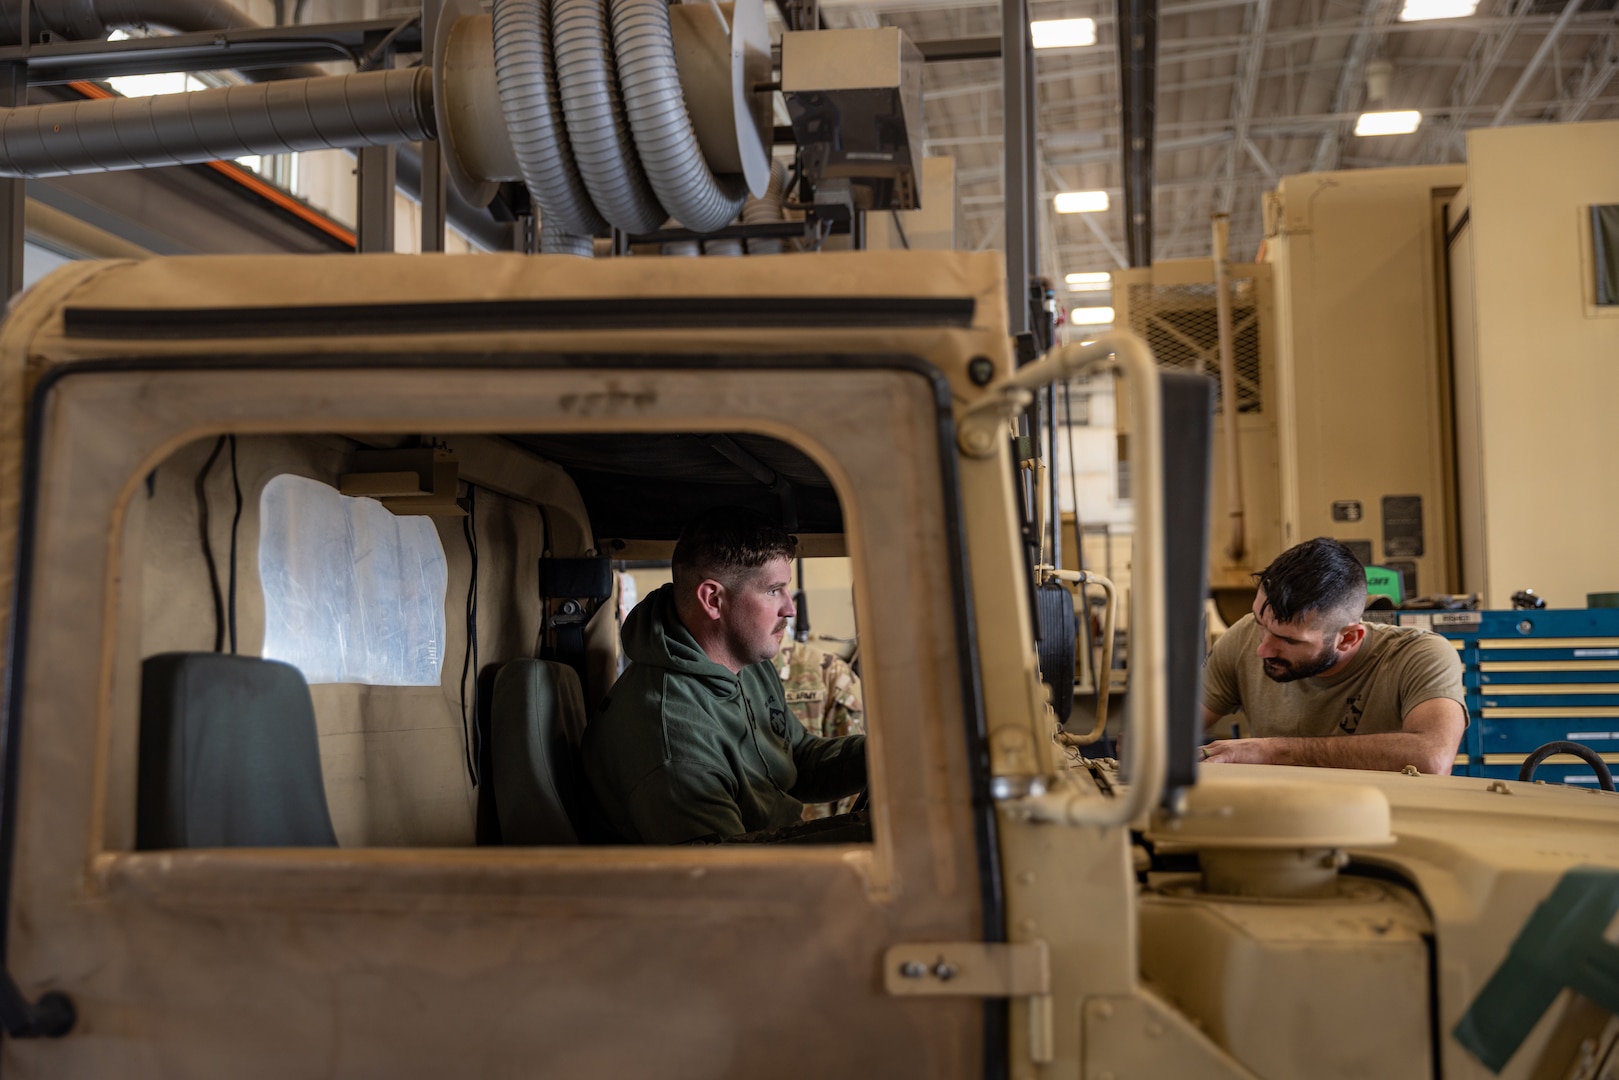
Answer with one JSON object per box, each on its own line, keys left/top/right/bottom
{"left": 133, "top": 429, "right": 867, "bottom": 851}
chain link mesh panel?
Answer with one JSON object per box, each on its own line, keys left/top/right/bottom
{"left": 1121, "top": 279, "right": 1263, "bottom": 413}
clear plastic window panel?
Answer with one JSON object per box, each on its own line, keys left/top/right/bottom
{"left": 259, "top": 474, "right": 448, "bottom": 685}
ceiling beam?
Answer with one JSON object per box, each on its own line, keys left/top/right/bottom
{"left": 1492, "top": 0, "right": 1584, "bottom": 124}
{"left": 1428, "top": 0, "right": 1538, "bottom": 158}
{"left": 1555, "top": 29, "right": 1619, "bottom": 120}
{"left": 1310, "top": 0, "right": 1397, "bottom": 172}
{"left": 1221, "top": 0, "right": 1274, "bottom": 212}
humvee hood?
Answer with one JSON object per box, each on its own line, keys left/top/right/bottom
{"left": 619, "top": 584, "right": 739, "bottom": 698}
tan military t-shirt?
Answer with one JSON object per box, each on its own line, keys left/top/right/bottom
{"left": 1203, "top": 615, "right": 1466, "bottom": 737}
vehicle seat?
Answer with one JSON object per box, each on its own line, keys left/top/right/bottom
{"left": 137, "top": 653, "right": 338, "bottom": 849}
{"left": 490, "top": 658, "right": 606, "bottom": 844}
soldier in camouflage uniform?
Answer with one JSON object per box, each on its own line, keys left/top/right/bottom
{"left": 776, "top": 638, "right": 865, "bottom": 819}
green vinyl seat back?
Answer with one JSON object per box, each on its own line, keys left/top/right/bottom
{"left": 491, "top": 658, "right": 611, "bottom": 845}
{"left": 137, "top": 653, "right": 338, "bottom": 849}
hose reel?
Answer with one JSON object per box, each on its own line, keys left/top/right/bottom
{"left": 436, "top": 0, "right": 771, "bottom": 239}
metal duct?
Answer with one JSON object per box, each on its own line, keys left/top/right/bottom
{"left": 0, "top": 68, "right": 432, "bottom": 178}
{"left": 552, "top": 0, "right": 663, "bottom": 233}
{"left": 611, "top": 0, "right": 744, "bottom": 233}
{"left": 492, "top": 0, "right": 604, "bottom": 236}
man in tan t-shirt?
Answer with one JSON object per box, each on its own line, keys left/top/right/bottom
{"left": 1202, "top": 537, "right": 1466, "bottom": 774}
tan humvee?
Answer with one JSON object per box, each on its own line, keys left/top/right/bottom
{"left": 0, "top": 251, "right": 1615, "bottom": 1078}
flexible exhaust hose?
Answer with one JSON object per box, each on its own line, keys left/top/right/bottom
{"left": 552, "top": 0, "right": 663, "bottom": 233}
{"left": 491, "top": 0, "right": 605, "bottom": 236}
{"left": 610, "top": 0, "right": 743, "bottom": 233}
{"left": 540, "top": 227, "right": 594, "bottom": 255}
{"left": 742, "top": 157, "right": 785, "bottom": 253}
{"left": 0, "top": 67, "right": 432, "bottom": 177}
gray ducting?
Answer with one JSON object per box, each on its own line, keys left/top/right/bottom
{"left": 552, "top": 0, "right": 663, "bottom": 233}
{"left": 610, "top": 0, "right": 744, "bottom": 234}
{"left": 0, "top": 68, "right": 431, "bottom": 177}
{"left": 492, "top": 0, "right": 605, "bottom": 236}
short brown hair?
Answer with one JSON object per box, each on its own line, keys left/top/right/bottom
{"left": 671, "top": 506, "right": 798, "bottom": 595}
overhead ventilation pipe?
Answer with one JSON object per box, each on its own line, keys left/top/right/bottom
{"left": 0, "top": 0, "right": 770, "bottom": 246}
{"left": 0, "top": 68, "right": 431, "bottom": 177}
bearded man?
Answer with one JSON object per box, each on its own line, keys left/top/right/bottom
{"left": 1200, "top": 537, "right": 1466, "bottom": 774}
{"left": 583, "top": 507, "right": 867, "bottom": 843}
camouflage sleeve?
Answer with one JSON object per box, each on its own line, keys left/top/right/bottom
{"left": 820, "top": 654, "right": 864, "bottom": 739}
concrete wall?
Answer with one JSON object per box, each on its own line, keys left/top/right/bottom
{"left": 1459, "top": 119, "right": 1619, "bottom": 608}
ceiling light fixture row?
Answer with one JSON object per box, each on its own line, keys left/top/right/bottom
{"left": 1055, "top": 190, "right": 1109, "bottom": 213}
{"left": 1030, "top": 18, "right": 1097, "bottom": 48}
{"left": 1354, "top": 110, "right": 1422, "bottom": 136}
{"left": 1398, "top": 0, "right": 1477, "bottom": 20}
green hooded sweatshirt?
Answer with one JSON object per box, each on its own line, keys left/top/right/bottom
{"left": 582, "top": 584, "right": 866, "bottom": 844}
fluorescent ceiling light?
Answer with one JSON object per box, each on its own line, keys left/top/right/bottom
{"left": 1398, "top": 0, "right": 1476, "bottom": 19}
{"left": 1031, "top": 18, "right": 1097, "bottom": 48}
{"left": 1069, "top": 306, "right": 1115, "bottom": 326}
{"left": 1065, "top": 271, "right": 1111, "bottom": 291}
{"left": 1055, "top": 190, "right": 1109, "bottom": 214}
{"left": 1354, "top": 110, "right": 1422, "bottom": 136}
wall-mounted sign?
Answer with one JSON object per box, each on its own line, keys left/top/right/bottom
{"left": 1383, "top": 495, "right": 1425, "bottom": 558}
{"left": 1331, "top": 500, "right": 1363, "bottom": 523}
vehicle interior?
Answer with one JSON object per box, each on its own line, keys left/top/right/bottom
{"left": 123, "top": 428, "right": 869, "bottom": 851}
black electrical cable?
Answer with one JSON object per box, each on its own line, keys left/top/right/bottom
{"left": 1061, "top": 381, "right": 1095, "bottom": 701}
{"left": 890, "top": 211, "right": 911, "bottom": 250}
{"left": 194, "top": 436, "right": 228, "bottom": 653}
{"left": 1062, "top": 381, "right": 1086, "bottom": 573}
{"left": 227, "top": 435, "right": 243, "bottom": 655}
{"left": 459, "top": 485, "right": 481, "bottom": 787}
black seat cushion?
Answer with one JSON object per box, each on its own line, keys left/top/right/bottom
{"left": 137, "top": 653, "right": 338, "bottom": 849}
{"left": 491, "top": 658, "right": 611, "bottom": 845}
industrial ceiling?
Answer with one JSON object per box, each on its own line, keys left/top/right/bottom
{"left": 812, "top": 0, "right": 1617, "bottom": 294}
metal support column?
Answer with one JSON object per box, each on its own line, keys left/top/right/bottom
{"left": 357, "top": 146, "right": 397, "bottom": 252}
{"left": 1001, "top": 0, "right": 1035, "bottom": 350}
{"left": 418, "top": 0, "right": 446, "bottom": 252}
{"left": 0, "top": 64, "right": 25, "bottom": 299}
{"left": 1117, "top": 0, "right": 1158, "bottom": 267}
{"left": 356, "top": 32, "right": 397, "bottom": 253}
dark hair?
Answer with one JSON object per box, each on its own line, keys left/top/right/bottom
{"left": 1253, "top": 537, "right": 1367, "bottom": 627}
{"left": 672, "top": 506, "right": 798, "bottom": 596}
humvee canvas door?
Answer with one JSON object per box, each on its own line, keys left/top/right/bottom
{"left": 2, "top": 360, "right": 994, "bottom": 1078}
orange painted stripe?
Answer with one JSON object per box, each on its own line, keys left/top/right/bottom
{"left": 68, "top": 79, "right": 358, "bottom": 249}
{"left": 202, "top": 160, "right": 357, "bottom": 248}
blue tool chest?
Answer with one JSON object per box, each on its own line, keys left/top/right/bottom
{"left": 1400, "top": 609, "right": 1619, "bottom": 786}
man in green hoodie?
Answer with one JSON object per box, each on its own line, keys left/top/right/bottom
{"left": 582, "top": 508, "right": 868, "bottom": 843}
